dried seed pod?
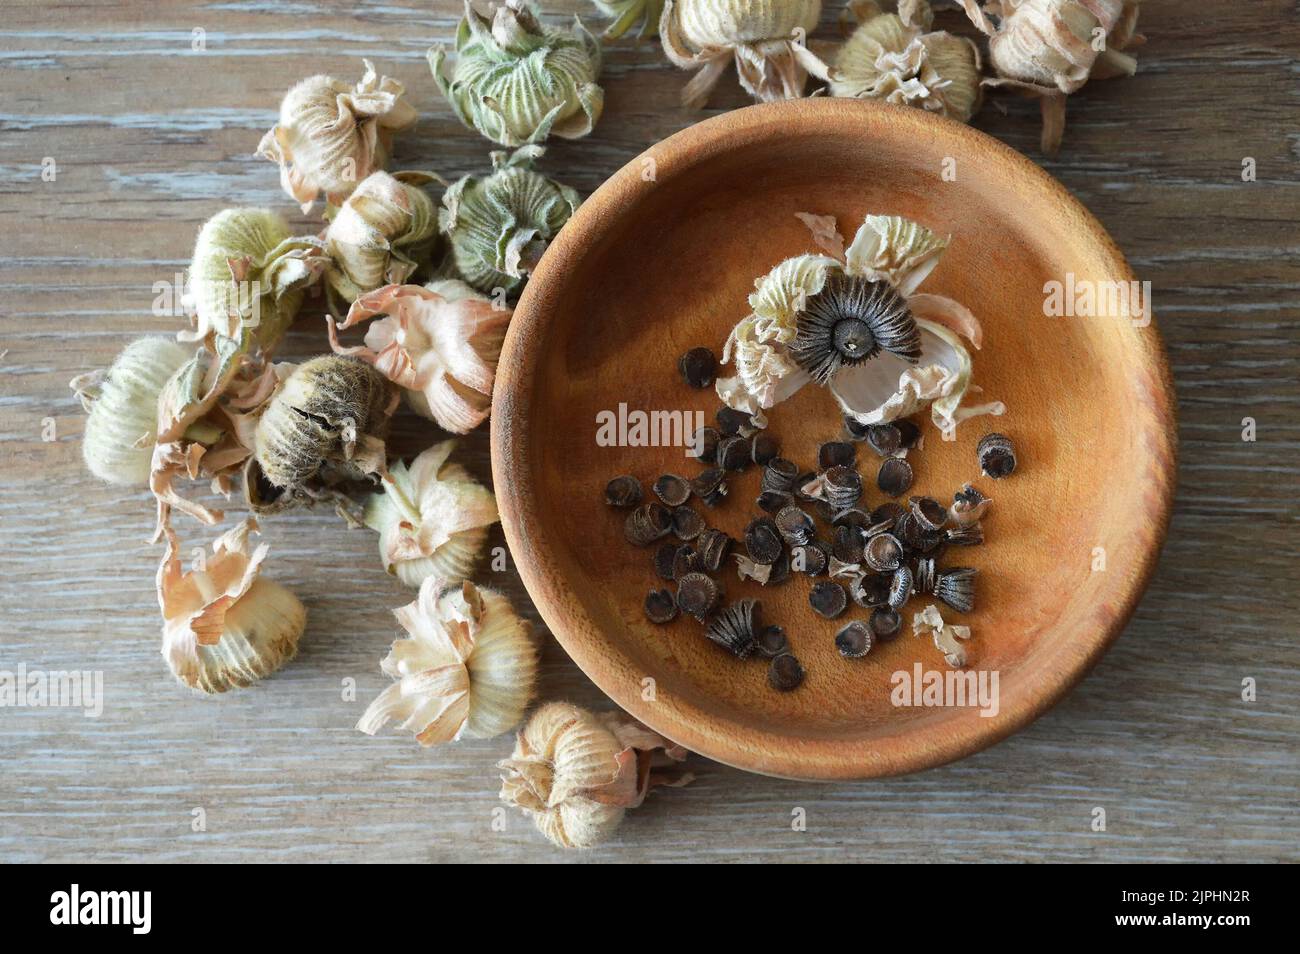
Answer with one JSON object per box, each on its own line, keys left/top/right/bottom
{"left": 866, "top": 423, "right": 902, "bottom": 456}
{"left": 745, "top": 517, "right": 784, "bottom": 565}
{"left": 823, "top": 464, "right": 864, "bottom": 510}
{"left": 325, "top": 171, "right": 440, "bottom": 303}
{"left": 832, "top": 523, "right": 865, "bottom": 565}
{"left": 705, "top": 598, "right": 760, "bottom": 658}
{"left": 977, "top": 432, "right": 1017, "bottom": 478}
{"left": 757, "top": 489, "right": 794, "bottom": 514}
{"left": 672, "top": 544, "right": 700, "bottom": 580}
{"left": 761, "top": 457, "right": 800, "bottom": 493}
{"left": 791, "top": 541, "right": 829, "bottom": 576}
{"left": 716, "top": 405, "right": 753, "bottom": 437}
{"left": 697, "top": 528, "right": 733, "bottom": 572}
{"left": 678, "top": 346, "right": 717, "bottom": 388}
{"left": 864, "top": 532, "right": 904, "bottom": 572}
{"left": 750, "top": 431, "right": 779, "bottom": 466}
{"left": 809, "top": 580, "right": 848, "bottom": 619}
{"left": 653, "top": 473, "right": 691, "bottom": 506}
{"left": 671, "top": 505, "right": 704, "bottom": 541}
{"left": 946, "top": 523, "right": 984, "bottom": 546}
{"left": 835, "top": 621, "right": 873, "bottom": 658}
{"left": 717, "top": 434, "right": 752, "bottom": 471}
{"left": 653, "top": 542, "right": 680, "bottom": 581}
{"left": 914, "top": 556, "right": 937, "bottom": 595}
{"left": 909, "top": 495, "right": 949, "bottom": 531}
{"left": 775, "top": 505, "right": 815, "bottom": 546}
{"left": 876, "top": 456, "right": 914, "bottom": 497}
{"left": 690, "top": 467, "right": 728, "bottom": 506}
{"left": 851, "top": 573, "right": 892, "bottom": 608}
{"left": 624, "top": 502, "right": 672, "bottom": 546}
{"left": 818, "top": 440, "right": 856, "bottom": 470}
{"left": 756, "top": 624, "right": 789, "bottom": 658}
{"left": 951, "top": 483, "right": 991, "bottom": 526}
{"left": 604, "top": 475, "right": 642, "bottom": 508}
{"left": 894, "top": 417, "right": 921, "bottom": 449}
{"left": 688, "top": 425, "right": 721, "bottom": 463}
{"left": 869, "top": 606, "right": 902, "bottom": 641}
{"left": 888, "top": 564, "right": 914, "bottom": 609}
{"left": 768, "top": 652, "right": 805, "bottom": 691}
{"left": 676, "top": 571, "right": 720, "bottom": 619}
{"left": 644, "top": 588, "right": 679, "bottom": 624}
{"left": 934, "top": 567, "right": 977, "bottom": 613}
{"left": 789, "top": 272, "right": 921, "bottom": 383}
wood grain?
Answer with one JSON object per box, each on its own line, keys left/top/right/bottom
{"left": 1, "top": 0, "right": 1297, "bottom": 861}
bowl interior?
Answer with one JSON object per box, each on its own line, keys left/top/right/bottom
{"left": 494, "top": 100, "right": 1174, "bottom": 779}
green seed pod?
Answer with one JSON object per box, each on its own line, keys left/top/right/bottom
{"left": 594, "top": 0, "right": 666, "bottom": 40}
{"left": 324, "top": 171, "right": 441, "bottom": 303}
{"left": 73, "top": 336, "right": 194, "bottom": 486}
{"left": 430, "top": 0, "right": 604, "bottom": 147}
{"left": 439, "top": 146, "right": 580, "bottom": 298}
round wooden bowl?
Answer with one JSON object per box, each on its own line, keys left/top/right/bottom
{"left": 492, "top": 99, "right": 1176, "bottom": 780}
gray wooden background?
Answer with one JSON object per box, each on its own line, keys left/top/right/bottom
{"left": 1, "top": 1, "right": 1296, "bottom": 862}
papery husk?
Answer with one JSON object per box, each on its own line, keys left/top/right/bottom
{"left": 498, "top": 701, "right": 692, "bottom": 849}
{"left": 328, "top": 279, "right": 510, "bottom": 434}
{"left": 430, "top": 0, "right": 604, "bottom": 147}
{"left": 158, "top": 517, "right": 306, "bottom": 694}
{"left": 357, "top": 579, "right": 536, "bottom": 744}
{"left": 258, "top": 59, "right": 417, "bottom": 213}
{"left": 362, "top": 440, "right": 499, "bottom": 589}
{"left": 596, "top": 0, "right": 666, "bottom": 39}
{"left": 912, "top": 602, "right": 972, "bottom": 668}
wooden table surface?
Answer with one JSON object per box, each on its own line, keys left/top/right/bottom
{"left": 2, "top": 1, "right": 1297, "bottom": 863}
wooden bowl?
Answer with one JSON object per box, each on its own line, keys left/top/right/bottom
{"left": 492, "top": 99, "right": 1175, "bottom": 780}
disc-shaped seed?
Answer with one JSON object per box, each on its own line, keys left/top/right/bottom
{"left": 768, "top": 653, "right": 805, "bottom": 691}
{"left": 756, "top": 490, "right": 793, "bottom": 514}
{"left": 717, "top": 434, "right": 751, "bottom": 471}
{"left": 745, "top": 517, "right": 784, "bottom": 565}
{"left": 832, "top": 523, "right": 865, "bottom": 564}
{"left": 843, "top": 414, "right": 871, "bottom": 441}
{"left": 823, "top": 465, "right": 863, "bottom": 510}
{"left": 671, "top": 505, "right": 704, "bottom": 540}
{"left": 604, "top": 475, "right": 642, "bottom": 508}
{"left": 866, "top": 423, "right": 902, "bottom": 457}
{"left": 818, "top": 441, "right": 856, "bottom": 470}
{"left": 894, "top": 418, "right": 921, "bottom": 449}
{"left": 750, "top": 432, "right": 779, "bottom": 466}
{"left": 775, "top": 505, "right": 815, "bottom": 546}
{"left": 653, "top": 543, "right": 679, "bottom": 581}
{"left": 809, "top": 580, "right": 848, "bottom": 619}
{"left": 624, "top": 502, "right": 672, "bottom": 546}
{"left": 690, "top": 467, "right": 727, "bottom": 507}
{"left": 761, "top": 457, "right": 800, "bottom": 493}
{"left": 767, "top": 547, "right": 792, "bottom": 585}
{"left": 877, "top": 457, "right": 914, "bottom": 497}
{"left": 697, "top": 528, "right": 732, "bottom": 573}
{"left": 888, "top": 564, "right": 913, "bottom": 609}
{"left": 835, "top": 621, "right": 873, "bottom": 658}
{"left": 688, "top": 426, "right": 720, "bottom": 464}
{"left": 791, "top": 541, "right": 828, "bottom": 576}
{"left": 653, "top": 474, "right": 691, "bottom": 507}
{"left": 644, "top": 589, "right": 678, "bottom": 624}
{"left": 671, "top": 545, "right": 699, "bottom": 580}
{"left": 851, "top": 573, "right": 891, "bottom": 608}
{"left": 677, "top": 347, "right": 717, "bottom": 389}
{"left": 756, "top": 624, "right": 789, "bottom": 658}
{"left": 869, "top": 607, "right": 902, "bottom": 641}
{"left": 864, "top": 532, "right": 904, "bottom": 572}
{"left": 909, "top": 495, "right": 948, "bottom": 531}
{"left": 676, "top": 572, "right": 720, "bottom": 619}
{"left": 832, "top": 508, "right": 871, "bottom": 530}
{"left": 977, "top": 433, "right": 1017, "bottom": 478}
{"left": 716, "top": 406, "right": 753, "bottom": 437}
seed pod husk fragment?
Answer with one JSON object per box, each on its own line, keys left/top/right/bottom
{"left": 977, "top": 432, "right": 1017, "bottom": 478}
{"left": 605, "top": 475, "right": 642, "bottom": 508}
{"left": 934, "top": 566, "right": 977, "bottom": 613}
{"left": 809, "top": 580, "right": 848, "bottom": 619}
{"left": 946, "top": 522, "right": 984, "bottom": 546}
{"left": 768, "top": 652, "right": 805, "bottom": 691}
{"left": 645, "top": 588, "right": 679, "bottom": 623}
{"left": 705, "top": 598, "right": 760, "bottom": 658}
{"left": 676, "top": 571, "right": 720, "bottom": 619}
{"left": 914, "top": 556, "right": 936, "bottom": 595}
{"left": 835, "top": 620, "right": 873, "bottom": 658}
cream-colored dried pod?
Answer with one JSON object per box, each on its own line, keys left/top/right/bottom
{"left": 362, "top": 440, "right": 499, "bottom": 588}
{"left": 258, "top": 59, "right": 418, "bottom": 213}
{"left": 72, "top": 336, "right": 194, "bottom": 486}
{"left": 324, "top": 171, "right": 441, "bottom": 303}
{"left": 357, "top": 579, "right": 536, "bottom": 744}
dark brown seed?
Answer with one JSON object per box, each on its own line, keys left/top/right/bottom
{"left": 756, "top": 489, "right": 793, "bottom": 514}
{"left": 792, "top": 471, "right": 819, "bottom": 502}
{"left": 766, "top": 547, "right": 792, "bottom": 584}
{"left": 678, "top": 347, "right": 717, "bottom": 389}
{"left": 716, "top": 406, "right": 753, "bottom": 437}
{"left": 653, "top": 474, "right": 691, "bottom": 507}
{"left": 935, "top": 567, "right": 977, "bottom": 613}
{"left": 671, "top": 506, "right": 704, "bottom": 540}
{"left": 688, "top": 426, "right": 720, "bottom": 464}
{"left": 869, "top": 607, "right": 902, "bottom": 641}
{"left": 909, "top": 495, "right": 948, "bottom": 531}
{"left": 671, "top": 545, "right": 699, "bottom": 580}
{"left": 823, "top": 464, "right": 863, "bottom": 510}
{"left": 843, "top": 414, "right": 871, "bottom": 441}
{"left": 775, "top": 505, "right": 815, "bottom": 546}
{"left": 832, "top": 524, "right": 865, "bottom": 564}
{"left": 876, "top": 456, "right": 914, "bottom": 497}
{"left": 815, "top": 500, "right": 838, "bottom": 523}
{"left": 644, "top": 589, "right": 678, "bottom": 624}
{"left": 894, "top": 418, "right": 921, "bottom": 449}
{"left": 690, "top": 467, "right": 727, "bottom": 507}
{"left": 676, "top": 572, "right": 720, "bottom": 619}
{"left": 745, "top": 517, "right": 784, "bottom": 565}
{"left": 978, "top": 433, "right": 1016, "bottom": 478}
{"left": 864, "top": 532, "right": 904, "bottom": 572}
{"left": 896, "top": 512, "right": 943, "bottom": 553}
{"left": 791, "top": 541, "right": 828, "bottom": 576}
{"left": 832, "top": 508, "right": 871, "bottom": 530}
{"left": 604, "top": 475, "right": 642, "bottom": 508}
{"left": 946, "top": 523, "right": 984, "bottom": 546}
{"left": 851, "top": 573, "right": 891, "bottom": 608}
{"left": 818, "top": 441, "right": 856, "bottom": 470}
{"left": 768, "top": 652, "right": 805, "bottom": 691}
{"left": 718, "top": 434, "right": 752, "bottom": 471}
{"left": 750, "top": 432, "right": 779, "bottom": 466}
{"left": 705, "top": 599, "right": 759, "bottom": 657}
{"left": 914, "top": 556, "right": 936, "bottom": 595}
{"left": 809, "top": 580, "right": 848, "bottom": 619}
{"left": 871, "top": 502, "right": 905, "bottom": 525}
{"left": 653, "top": 543, "right": 679, "bottom": 580}
{"left": 888, "top": 564, "right": 913, "bottom": 609}
{"left": 835, "top": 621, "right": 873, "bottom": 658}
{"left": 624, "top": 502, "right": 672, "bottom": 546}
{"left": 761, "top": 458, "right": 799, "bottom": 493}
{"left": 866, "top": 423, "right": 902, "bottom": 456}
{"left": 697, "top": 528, "right": 733, "bottom": 573}
{"left": 756, "top": 624, "right": 789, "bottom": 658}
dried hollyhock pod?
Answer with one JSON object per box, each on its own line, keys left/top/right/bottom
{"left": 888, "top": 563, "right": 914, "bottom": 609}
{"left": 258, "top": 59, "right": 417, "bottom": 212}
{"left": 761, "top": 457, "right": 800, "bottom": 493}
{"left": 818, "top": 440, "right": 856, "bottom": 470}
{"left": 716, "top": 405, "right": 755, "bottom": 437}
{"left": 688, "top": 425, "right": 721, "bottom": 463}
{"left": 832, "top": 523, "right": 865, "bottom": 565}
{"left": 946, "top": 522, "right": 984, "bottom": 546}
{"left": 247, "top": 355, "right": 397, "bottom": 513}
{"left": 661, "top": 0, "right": 823, "bottom": 107}
{"left": 357, "top": 579, "right": 536, "bottom": 744}
{"left": 440, "top": 146, "right": 580, "bottom": 299}
{"left": 757, "top": 489, "right": 794, "bottom": 514}
{"left": 717, "top": 434, "right": 752, "bottom": 471}
{"left": 809, "top": 580, "right": 848, "bottom": 619}
{"left": 653, "top": 473, "right": 691, "bottom": 506}
{"left": 870, "top": 606, "right": 902, "bottom": 640}
{"left": 835, "top": 620, "right": 873, "bottom": 658}
{"left": 697, "top": 527, "right": 733, "bottom": 572}
{"left": 909, "top": 495, "right": 949, "bottom": 531}
{"left": 823, "top": 464, "right": 863, "bottom": 510}
{"left": 625, "top": 502, "right": 673, "bottom": 545}
{"left": 866, "top": 422, "right": 902, "bottom": 456}
{"left": 951, "top": 483, "right": 991, "bottom": 526}
{"left": 865, "top": 532, "right": 904, "bottom": 572}
{"left": 790, "top": 272, "right": 920, "bottom": 385}
{"left": 671, "top": 505, "right": 704, "bottom": 540}
{"left": 913, "top": 603, "right": 972, "bottom": 667}
{"left": 978, "top": 432, "right": 1017, "bottom": 478}
{"left": 791, "top": 541, "right": 829, "bottom": 576}
{"left": 877, "top": 456, "right": 914, "bottom": 497}
{"left": 498, "top": 702, "right": 690, "bottom": 849}
{"left": 678, "top": 346, "right": 717, "bottom": 388}
{"left": 431, "top": 0, "right": 603, "bottom": 148}
{"left": 745, "top": 516, "right": 784, "bottom": 565}
{"left": 934, "top": 566, "right": 977, "bottom": 613}
{"left": 597, "top": 0, "right": 666, "bottom": 40}
{"left": 768, "top": 652, "right": 806, "bottom": 691}
{"left": 750, "top": 431, "right": 780, "bottom": 466}
{"left": 71, "top": 336, "right": 194, "bottom": 486}
{"left": 691, "top": 467, "right": 728, "bottom": 506}
{"left": 705, "top": 598, "right": 760, "bottom": 657}
{"left": 677, "top": 571, "right": 721, "bottom": 619}
{"left": 325, "top": 171, "right": 441, "bottom": 303}
{"left": 851, "top": 572, "right": 891, "bottom": 608}
{"left": 775, "top": 505, "right": 815, "bottom": 546}
{"left": 605, "top": 474, "right": 643, "bottom": 507}
{"left": 644, "top": 588, "right": 679, "bottom": 623}
{"left": 756, "top": 624, "right": 789, "bottom": 658}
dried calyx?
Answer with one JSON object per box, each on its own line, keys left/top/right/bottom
{"left": 596, "top": 0, "right": 666, "bottom": 39}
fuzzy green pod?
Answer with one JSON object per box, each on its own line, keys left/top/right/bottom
{"left": 324, "top": 171, "right": 441, "bottom": 303}
{"left": 430, "top": 0, "right": 604, "bottom": 147}
{"left": 439, "top": 146, "right": 580, "bottom": 299}
{"left": 595, "top": 0, "right": 666, "bottom": 40}
{"left": 73, "top": 336, "right": 194, "bottom": 486}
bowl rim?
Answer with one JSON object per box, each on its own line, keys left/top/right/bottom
{"left": 491, "top": 98, "right": 1177, "bottom": 780}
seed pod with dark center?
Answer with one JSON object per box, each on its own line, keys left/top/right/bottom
{"left": 843, "top": 414, "right": 871, "bottom": 441}
{"left": 688, "top": 426, "right": 720, "bottom": 464}
{"left": 653, "top": 474, "right": 691, "bottom": 507}
{"left": 697, "top": 528, "right": 732, "bottom": 573}
{"left": 690, "top": 467, "right": 727, "bottom": 507}
{"left": 678, "top": 347, "right": 716, "bottom": 389}
{"left": 870, "top": 607, "right": 902, "bottom": 641}
{"left": 604, "top": 475, "right": 642, "bottom": 508}
{"left": 761, "top": 457, "right": 799, "bottom": 493}
{"left": 809, "top": 580, "right": 848, "bottom": 619}
{"left": 672, "top": 545, "right": 700, "bottom": 580}
{"left": 934, "top": 567, "right": 977, "bottom": 613}
{"left": 750, "top": 432, "right": 779, "bottom": 466}
{"left": 832, "top": 523, "right": 865, "bottom": 565}
{"left": 766, "top": 547, "right": 792, "bottom": 585}
{"left": 914, "top": 556, "right": 937, "bottom": 595}
{"left": 978, "top": 433, "right": 1017, "bottom": 478}
{"left": 653, "top": 543, "right": 679, "bottom": 581}
{"left": 851, "top": 573, "right": 891, "bottom": 608}
{"left": 864, "top": 532, "right": 904, "bottom": 572}
{"left": 894, "top": 418, "right": 921, "bottom": 449}
{"left": 756, "top": 489, "right": 793, "bottom": 514}
{"left": 768, "top": 652, "right": 805, "bottom": 691}
{"left": 676, "top": 572, "right": 720, "bottom": 620}
{"left": 835, "top": 621, "right": 873, "bottom": 658}
{"left": 716, "top": 406, "right": 753, "bottom": 437}
{"left": 705, "top": 598, "right": 759, "bottom": 658}
{"left": 866, "top": 423, "right": 902, "bottom": 457}
{"left": 745, "top": 517, "right": 783, "bottom": 565}
{"left": 876, "top": 456, "right": 914, "bottom": 497}
{"left": 671, "top": 505, "right": 704, "bottom": 541}
{"left": 909, "top": 495, "right": 948, "bottom": 532}
{"left": 823, "top": 465, "right": 863, "bottom": 510}
{"left": 946, "top": 523, "right": 984, "bottom": 546}
{"left": 793, "top": 471, "right": 820, "bottom": 503}
{"left": 791, "top": 541, "right": 829, "bottom": 576}
{"left": 717, "top": 434, "right": 751, "bottom": 471}
{"left": 644, "top": 589, "right": 678, "bottom": 624}
{"left": 756, "top": 624, "right": 789, "bottom": 658}
{"left": 788, "top": 272, "right": 921, "bottom": 384}
{"left": 775, "top": 505, "right": 815, "bottom": 546}
{"left": 624, "top": 502, "right": 672, "bottom": 546}
{"left": 888, "top": 564, "right": 913, "bottom": 609}
{"left": 818, "top": 441, "right": 856, "bottom": 470}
